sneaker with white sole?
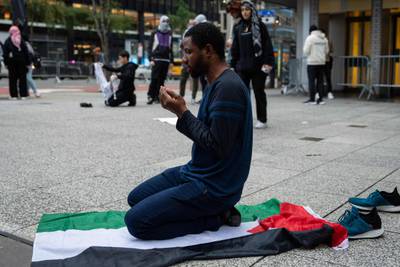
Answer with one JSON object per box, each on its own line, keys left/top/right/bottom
{"left": 254, "top": 121, "right": 267, "bottom": 129}
{"left": 317, "top": 99, "right": 326, "bottom": 105}
{"left": 328, "top": 92, "right": 334, "bottom": 99}
{"left": 315, "top": 93, "right": 320, "bottom": 101}
{"left": 349, "top": 187, "right": 400, "bottom": 212}
{"left": 338, "top": 207, "right": 383, "bottom": 239}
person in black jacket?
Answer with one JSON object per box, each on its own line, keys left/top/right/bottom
{"left": 95, "top": 50, "right": 138, "bottom": 107}
{"left": 3, "top": 25, "right": 31, "bottom": 99}
{"left": 147, "top": 15, "right": 174, "bottom": 105}
{"left": 231, "top": 0, "right": 275, "bottom": 129}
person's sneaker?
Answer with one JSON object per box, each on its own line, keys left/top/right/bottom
{"left": 328, "top": 92, "right": 334, "bottom": 99}
{"left": 34, "top": 92, "right": 41, "bottom": 98}
{"left": 147, "top": 97, "right": 154, "bottom": 105}
{"left": 338, "top": 207, "right": 383, "bottom": 239}
{"left": 190, "top": 98, "right": 196, "bottom": 105}
{"left": 317, "top": 99, "right": 326, "bottom": 105}
{"left": 303, "top": 99, "right": 317, "bottom": 104}
{"left": 9, "top": 97, "right": 18, "bottom": 100}
{"left": 254, "top": 120, "right": 267, "bottom": 129}
{"left": 315, "top": 93, "right": 320, "bottom": 101}
{"left": 349, "top": 187, "right": 400, "bottom": 212}
{"left": 220, "top": 207, "right": 241, "bottom": 227}
{"left": 20, "top": 97, "right": 27, "bottom": 100}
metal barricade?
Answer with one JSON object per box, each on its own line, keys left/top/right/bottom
{"left": 372, "top": 55, "right": 400, "bottom": 98}
{"left": 57, "top": 61, "right": 94, "bottom": 81}
{"left": 334, "top": 56, "right": 372, "bottom": 100}
{"left": 32, "top": 60, "right": 58, "bottom": 79}
{"left": 283, "top": 57, "right": 307, "bottom": 95}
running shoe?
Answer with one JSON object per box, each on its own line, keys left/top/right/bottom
{"left": 349, "top": 187, "right": 400, "bottom": 212}
{"left": 338, "top": 207, "right": 383, "bottom": 239}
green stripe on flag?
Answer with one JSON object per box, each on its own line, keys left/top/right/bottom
{"left": 237, "top": 198, "right": 281, "bottom": 222}
{"left": 36, "top": 199, "right": 281, "bottom": 233}
{"left": 37, "top": 211, "right": 127, "bottom": 233}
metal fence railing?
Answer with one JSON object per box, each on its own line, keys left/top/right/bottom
{"left": 32, "top": 60, "right": 94, "bottom": 82}
{"left": 283, "top": 57, "right": 307, "bottom": 95}
{"left": 372, "top": 55, "right": 400, "bottom": 98}
{"left": 284, "top": 55, "right": 399, "bottom": 100}
{"left": 334, "top": 56, "right": 373, "bottom": 100}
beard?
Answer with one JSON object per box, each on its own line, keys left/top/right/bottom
{"left": 190, "top": 55, "right": 207, "bottom": 78}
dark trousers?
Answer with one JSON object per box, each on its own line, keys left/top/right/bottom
{"left": 179, "top": 67, "right": 199, "bottom": 98}
{"left": 8, "top": 64, "right": 28, "bottom": 98}
{"left": 239, "top": 70, "right": 267, "bottom": 123}
{"left": 107, "top": 90, "right": 136, "bottom": 107}
{"left": 324, "top": 59, "right": 333, "bottom": 95}
{"left": 148, "top": 61, "right": 169, "bottom": 99}
{"left": 307, "top": 65, "right": 325, "bottom": 101}
{"left": 124, "top": 167, "right": 235, "bottom": 240}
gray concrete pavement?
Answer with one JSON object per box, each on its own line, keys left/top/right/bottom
{"left": 0, "top": 235, "right": 32, "bottom": 267}
{"left": 1, "top": 85, "right": 400, "bottom": 266}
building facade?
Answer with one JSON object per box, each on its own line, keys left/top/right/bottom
{"left": 0, "top": 0, "right": 223, "bottom": 63}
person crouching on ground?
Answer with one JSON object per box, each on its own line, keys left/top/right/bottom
{"left": 94, "top": 50, "right": 138, "bottom": 107}
{"left": 124, "top": 23, "right": 253, "bottom": 240}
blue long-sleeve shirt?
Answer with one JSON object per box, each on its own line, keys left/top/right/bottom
{"left": 176, "top": 69, "right": 253, "bottom": 202}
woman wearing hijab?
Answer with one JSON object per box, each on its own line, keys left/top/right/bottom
{"left": 147, "top": 15, "right": 174, "bottom": 104}
{"left": 231, "top": 1, "right": 274, "bottom": 129}
{"left": 3, "top": 25, "right": 31, "bottom": 99}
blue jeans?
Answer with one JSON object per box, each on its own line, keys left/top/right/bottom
{"left": 27, "top": 67, "right": 37, "bottom": 93}
{"left": 124, "top": 166, "right": 235, "bottom": 240}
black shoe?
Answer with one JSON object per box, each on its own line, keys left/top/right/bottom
{"left": 221, "top": 207, "right": 241, "bottom": 227}
{"left": 317, "top": 99, "right": 326, "bottom": 105}
{"left": 80, "top": 102, "right": 93, "bottom": 108}
{"left": 129, "top": 94, "right": 136, "bottom": 106}
{"left": 147, "top": 97, "right": 154, "bottom": 105}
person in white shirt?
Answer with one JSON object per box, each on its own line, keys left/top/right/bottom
{"left": 303, "top": 25, "right": 329, "bottom": 105}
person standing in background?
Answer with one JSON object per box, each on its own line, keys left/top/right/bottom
{"left": 303, "top": 25, "right": 329, "bottom": 105}
{"left": 147, "top": 15, "right": 174, "bottom": 105}
{"left": 321, "top": 29, "right": 334, "bottom": 100}
{"left": 137, "top": 43, "right": 143, "bottom": 65}
{"left": 24, "top": 37, "right": 40, "bottom": 98}
{"left": 3, "top": 25, "right": 31, "bottom": 99}
{"left": 179, "top": 19, "right": 200, "bottom": 104}
{"left": 231, "top": 0, "right": 275, "bottom": 129}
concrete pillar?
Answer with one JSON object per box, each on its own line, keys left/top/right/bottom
{"left": 309, "top": 0, "right": 319, "bottom": 27}
{"left": 371, "top": 0, "right": 382, "bottom": 87}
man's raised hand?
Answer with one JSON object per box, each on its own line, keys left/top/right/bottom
{"left": 159, "top": 86, "right": 188, "bottom": 118}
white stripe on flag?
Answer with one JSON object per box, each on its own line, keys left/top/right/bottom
{"left": 32, "top": 222, "right": 258, "bottom": 262}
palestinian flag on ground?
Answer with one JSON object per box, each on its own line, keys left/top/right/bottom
{"left": 32, "top": 199, "right": 348, "bottom": 267}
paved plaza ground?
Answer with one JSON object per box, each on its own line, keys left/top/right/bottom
{"left": 1, "top": 79, "right": 400, "bottom": 266}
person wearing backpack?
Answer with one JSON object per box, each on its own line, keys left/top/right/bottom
{"left": 24, "top": 36, "right": 40, "bottom": 97}
{"left": 147, "top": 16, "right": 174, "bottom": 105}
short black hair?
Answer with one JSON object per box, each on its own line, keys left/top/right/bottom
{"left": 309, "top": 25, "right": 318, "bottom": 33}
{"left": 119, "top": 50, "right": 130, "bottom": 59}
{"left": 184, "top": 22, "right": 225, "bottom": 60}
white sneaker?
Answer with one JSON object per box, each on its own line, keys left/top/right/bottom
{"left": 315, "top": 93, "right": 320, "bottom": 101}
{"left": 9, "top": 97, "right": 18, "bottom": 100}
{"left": 190, "top": 98, "right": 196, "bottom": 105}
{"left": 254, "top": 121, "right": 267, "bottom": 129}
{"left": 34, "top": 92, "right": 41, "bottom": 98}
{"left": 328, "top": 92, "right": 334, "bottom": 99}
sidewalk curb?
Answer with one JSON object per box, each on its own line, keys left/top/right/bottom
{"left": 0, "top": 230, "right": 33, "bottom": 247}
